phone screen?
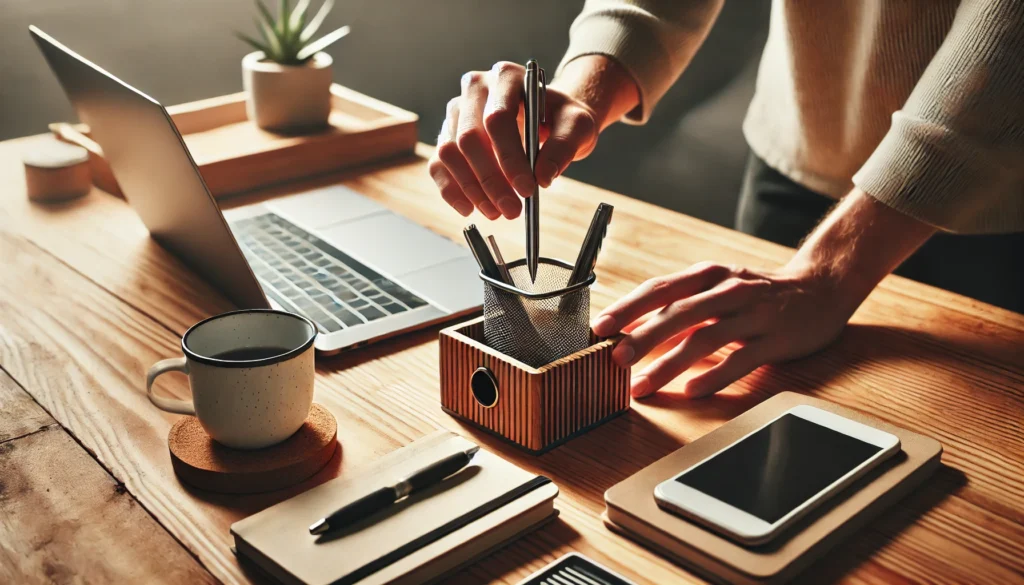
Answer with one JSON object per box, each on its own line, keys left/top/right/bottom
{"left": 675, "top": 414, "right": 884, "bottom": 524}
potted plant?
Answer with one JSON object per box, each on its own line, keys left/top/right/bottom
{"left": 237, "top": 0, "right": 350, "bottom": 132}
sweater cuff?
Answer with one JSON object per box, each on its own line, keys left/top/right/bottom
{"left": 853, "top": 111, "right": 1024, "bottom": 234}
{"left": 555, "top": 10, "right": 676, "bottom": 124}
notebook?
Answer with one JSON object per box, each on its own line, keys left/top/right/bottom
{"left": 232, "top": 430, "right": 559, "bottom": 585}
{"left": 602, "top": 392, "right": 942, "bottom": 585}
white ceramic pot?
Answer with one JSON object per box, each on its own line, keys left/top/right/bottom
{"left": 242, "top": 51, "right": 333, "bottom": 132}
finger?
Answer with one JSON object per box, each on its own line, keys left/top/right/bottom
{"left": 534, "top": 106, "right": 596, "bottom": 187}
{"left": 630, "top": 316, "right": 754, "bottom": 398}
{"left": 427, "top": 157, "right": 473, "bottom": 217}
{"left": 437, "top": 98, "right": 500, "bottom": 220}
{"left": 610, "top": 277, "right": 770, "bottom": 366}
{"left": 456, "top": 72, "right": 521, "bottom": 219}
{"left": 592, "top": 262, "right": 736, "bottom": 337}
{"left": 683, "top": 341, "right": 773, "bottom": 398}
{"left": 483, "top": 62, "right": 534, "bottom": 198}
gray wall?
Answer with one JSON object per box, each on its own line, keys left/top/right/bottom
{"left": 2, "top": 0, "right": 768, "bottom": 227}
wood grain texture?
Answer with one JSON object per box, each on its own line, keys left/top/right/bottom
{"left": 0, "top": 425, "right": 217, "bottom": 585}
{"left": 0, "top": 369, "right": 54, "bottom": 444}
{"left": 440, "top": 318, "right": 629, "bottom": 453}
{"left": 0, "top": 135, "right": 1023, "bottom": 585}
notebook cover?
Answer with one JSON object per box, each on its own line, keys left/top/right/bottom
{"left": 232, "top": 430, "right": 558, "bottom": 585}
{"left": 603, "top": 392, "right": 942, "bottom": 585}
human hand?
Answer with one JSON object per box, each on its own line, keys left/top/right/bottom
{"left": 427, "top": 61, "right": 600, "bottom": 221}
{"left": 591, "top": 260, "right": 861, "bottom": 399}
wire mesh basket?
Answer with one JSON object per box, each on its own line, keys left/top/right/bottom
{"left": 481, "top": 257, "right": 595, "bottom": 368}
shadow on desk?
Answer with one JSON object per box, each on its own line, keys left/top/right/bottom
{"left": 794, "top": 464, "right": 967, "bottom": 584}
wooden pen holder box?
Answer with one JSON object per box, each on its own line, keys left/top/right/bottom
{"left": 439, "top": 317, "right": 630, "bottom": 454}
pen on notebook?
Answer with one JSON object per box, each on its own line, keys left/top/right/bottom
{"left": 524, "top": 60, "right": 545, "bottom": 282}
{"left": 566, "top": 203, "right": 614, "bottom": 287}
{"left": 309, "top": 445, "right": 481, "bottom": 535}
{"left": 464, "top": 224, "right": 504, "bottom": 282}
{"left": 487, "top": 235, "right": 514, "bottom": 285}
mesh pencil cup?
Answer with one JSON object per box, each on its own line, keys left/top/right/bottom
{"left": 439, "top": 257, "right": 630, "bottom": 454}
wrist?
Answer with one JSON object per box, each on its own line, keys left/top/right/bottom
{"left": 550, "top": 55, "right": 640, "bottom": 131}
{"left": 786, "top": 189, "right": 935, "bottom": 313}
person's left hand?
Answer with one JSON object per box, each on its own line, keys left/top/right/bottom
{"left": 591, "top": 260, "right": 860, "bottom": 399}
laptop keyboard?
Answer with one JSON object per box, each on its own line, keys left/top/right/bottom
{"left": 230, "top": 213, "right": 428, "bottom": 333}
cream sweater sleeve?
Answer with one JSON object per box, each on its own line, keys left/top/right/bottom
{"left": 853, "top": 0, "right": 1024, "bottom": 234}
{"left": 555, "top": 0, "right": 724, "bottom": 124}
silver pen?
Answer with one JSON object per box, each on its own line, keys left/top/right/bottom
{"left": 524, "top": 60, "right": 545, "bottom": 282}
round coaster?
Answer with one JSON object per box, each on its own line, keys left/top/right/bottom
{"left": 168, "top": 403, "right": 337, "bottom": 494}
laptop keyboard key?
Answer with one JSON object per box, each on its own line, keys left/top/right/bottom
{"left": 357, "top": 306, "right": 386, "bottom": 321}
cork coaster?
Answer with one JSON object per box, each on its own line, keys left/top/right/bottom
{"left": 168, "top": 403, "right": 337, "bottom": 494}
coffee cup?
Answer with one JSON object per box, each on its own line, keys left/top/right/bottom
{"left": 146, "top": 309, "right": 318, "bottom": 449}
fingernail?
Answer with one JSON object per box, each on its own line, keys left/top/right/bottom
{"left": 613, "top": 344, "right": 635, "bottom": 367}
{"left": 513, "top": 175, "right": 535, "bottom": 197}
{"left": 496, "top": 197, "right": 520, "bottom": 218}
{"left": 631, "top": 375, "right": 651, "bottom": 398}
{"left": 453, "top": 201, "right": 474, "bottom": 217}
{"left": 591, "top": 315, "right": 616, "bottom": 336}
{"left": 479, "top": 201, "right": 500, "bottom": 219}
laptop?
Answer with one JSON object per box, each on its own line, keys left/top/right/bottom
{"left": 30, "top": 26, "right": 481, "bottom": 355}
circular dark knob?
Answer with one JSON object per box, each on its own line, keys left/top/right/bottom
{"left": 470, "top": 367, "right": 498, "bottom": 408}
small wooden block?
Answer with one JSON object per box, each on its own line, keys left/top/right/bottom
{"left": 22, "top": 135, "right": 92, "bottom": 203}
{"left": 168, "top": 403, "right": 337, "bottom": 494}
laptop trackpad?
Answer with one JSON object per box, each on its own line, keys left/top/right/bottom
{"left": 319, "top": 213, "right": 467, "bottom": 276}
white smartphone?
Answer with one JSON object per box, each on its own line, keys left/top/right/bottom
{"left": 654, "top": 405, "right": 900, "bottom": 545}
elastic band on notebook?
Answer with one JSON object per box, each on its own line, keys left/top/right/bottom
{"left": 334, "top": 475, "right": 553, "bottom": 585}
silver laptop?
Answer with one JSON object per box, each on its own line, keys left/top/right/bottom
{"left": 31, "top": 26, "right": 481, "bottom": 355}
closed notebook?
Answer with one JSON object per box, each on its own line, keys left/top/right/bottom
{"left": 231, "top": 430, "right": 558, "bottom": 585}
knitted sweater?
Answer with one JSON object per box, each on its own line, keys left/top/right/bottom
{"left": 556, "top": 0, "right": 1024, "bottom": 233}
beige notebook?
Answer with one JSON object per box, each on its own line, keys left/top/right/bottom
{"left": 232, "top": 430, "right": 558, "bottom": 585}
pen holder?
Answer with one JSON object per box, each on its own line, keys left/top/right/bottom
{"left": 439, "top": 258, "right": 630, "bottom": 454}
{"left": 483, "top": 258, "right": 591, "bottom": 368}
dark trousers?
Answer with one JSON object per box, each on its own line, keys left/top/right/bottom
{"left": 735, "top": 154, "right": 1024, "bottom": 313}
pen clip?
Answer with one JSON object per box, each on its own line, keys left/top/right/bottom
{"left": 539, "top": 67, "right": 546, "bottom": 124}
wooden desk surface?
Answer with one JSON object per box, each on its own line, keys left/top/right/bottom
{"left": 0, "top": 135, "right": 1022, "bottom": 585}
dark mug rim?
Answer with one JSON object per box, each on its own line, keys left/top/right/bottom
{"left": 181, "top": 309, "right": 317, "bottom": 368}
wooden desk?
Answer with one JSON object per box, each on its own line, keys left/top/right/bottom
{"left": 0, "top": 135, "right": 1021, "bottom": 585}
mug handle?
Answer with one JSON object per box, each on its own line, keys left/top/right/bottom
{"left": 146, "top": 357, "right": 196, "bottom": 415}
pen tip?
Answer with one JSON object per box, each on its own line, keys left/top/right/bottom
{"left": 466, "top": 445, "right": 480, "bottom": 458}
{"left": 309, "top": 519, "right": 329, "bottom": 535}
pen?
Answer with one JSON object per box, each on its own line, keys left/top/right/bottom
{"left": 464, "top": 224, "right": 504, "bottom": 282}
{"left": 524, "top": 60, "right": 545, "bottom": 282}
{"left": 309, "top": 445, "right": 481, "bottom": 535}
{"left": 566, "top": 203, "right": 614, "bottom": 287}
{"left": 487, "top": 235, "right": 515, "bottom": 285}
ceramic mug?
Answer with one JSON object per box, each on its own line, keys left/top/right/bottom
{"left": 146, "top": 309, "right": 318, "bottom": 449}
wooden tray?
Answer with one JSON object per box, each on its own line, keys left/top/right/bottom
{"left": 50, "top": 84, "right": 417, "bottom": 198}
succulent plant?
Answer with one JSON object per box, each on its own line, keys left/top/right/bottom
{"left": 237, "top": 0, "right": 350, "bottom": 65}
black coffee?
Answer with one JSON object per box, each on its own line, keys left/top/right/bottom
{"left": 210, "top": 346, "right": 291, "bottom": 361}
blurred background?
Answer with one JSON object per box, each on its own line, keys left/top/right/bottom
{"left": 1, "top": 0, "right": 769, "bottom": 228}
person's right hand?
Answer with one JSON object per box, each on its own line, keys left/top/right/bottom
{"left": 427, "top": 61, "right": 601, "bottom": 220}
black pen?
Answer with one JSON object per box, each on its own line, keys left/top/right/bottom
{"left": 464, "top": 225, "right": 505, "bottom": 283}
{"left": 309, "top": 445, "right": 480, "bottom": 535}
{"left": 566, "top": 203, "right": 614, "bottom": 287}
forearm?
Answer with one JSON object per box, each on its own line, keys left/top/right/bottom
{"left": 550, "top": 55, "right": 640, "bottom": 131}
{"left": 789, "top": 189, "right": 936, "bottom": 313}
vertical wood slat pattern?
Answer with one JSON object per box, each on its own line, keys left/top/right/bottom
{"left": 440, "top": 318, "right": 629, "bottom": 453}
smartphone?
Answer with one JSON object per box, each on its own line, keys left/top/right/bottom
{"left": 654, "top": 405, "right": 900, "bottom": 545}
